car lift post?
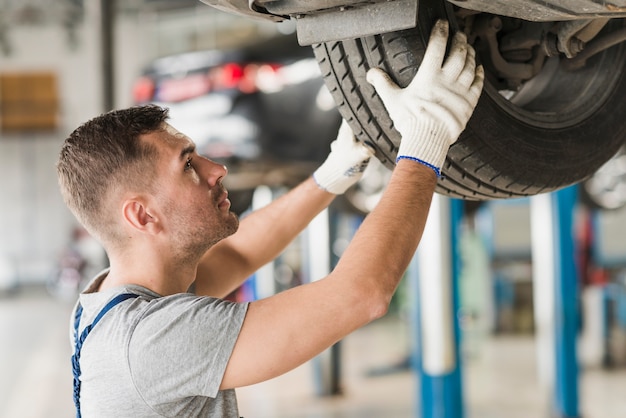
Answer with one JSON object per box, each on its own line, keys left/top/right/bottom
{"left": 251, "top": 185, "right": 278, "bottom": 300}
{"left": 303, "top": 207, "right": 343, "bottom": 396}
{"left": 410, "top": 194, "right": 465, "bottom": 418}
{"left": 530, "top": 186, "right": 580, "bottom": 418}
{"left": 252, "top": 187, "right": 343, "bottom": 395}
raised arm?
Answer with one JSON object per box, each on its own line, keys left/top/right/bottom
{"left": 194, "top": 121, "right": 373, "bottom": 298}
{"left": 220, "top": 19, "right": 484, "bottom": 389}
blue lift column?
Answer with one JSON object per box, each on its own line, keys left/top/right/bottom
{"left": 302, "top": 207, "right": 343, "bottom": 396}
{"left": 411, "top": 194, "right": 465, "bottom": 418}
{"left": 530, "top": 186, "right": 580, "bottom": 418}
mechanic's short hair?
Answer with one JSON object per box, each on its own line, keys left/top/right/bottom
{"left": 57, "top": 104, "right": 169, "bottom": 244}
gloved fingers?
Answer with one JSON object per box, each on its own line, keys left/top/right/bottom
{"left": 418, "top": 19, "right": 450, "bottom": 78}
{"left": 366, "top": 68, "right": 401, "bottom": 105}
{"left": 314, "top": 119, "right": 374, "bottom": 194}
{"left": 466, "top": 65, "right": 485, "bottom": 107}
{"left": 456, "top": 43, "right": 478, "bottom": 88}
{"left": 332, "top": 119, "right": 375, "bottom": 158}
{"left": 349, "top": 137, "right": 376, "bottom": 160}
{"left": 442, "top": 31, "right": 469, "bottom": 81}
{"left": 424, "top": 67, "right": 484, "bottom": 138}
{"left": 342, "top": 138, "right": 375, "bottom": 160}
{"left": 355, "top": 137, "right": 376, "bottom": 158}
{"left": 335, "top": 119, "right": 355, "bottom": 144}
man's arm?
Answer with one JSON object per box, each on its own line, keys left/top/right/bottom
{"left": 220, "top": 20, "right": 484, "bottom": 390}
{"left": 221, "top": 161, "right": 436, "bottom": 389}
{"left": 194, "top": 177, "right": 334, "bottom": 298}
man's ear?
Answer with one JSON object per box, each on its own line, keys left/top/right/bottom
{"left": 121, "top": 197, "right": 162, "bottom": 234}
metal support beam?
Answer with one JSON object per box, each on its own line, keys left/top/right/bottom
{"left": 412, "top": 195, "right": 465, "bottom": 418}
{"left": 251, "top": 186, "right": 277, "bottom": 300}
{"left": 303, "top": 207, "right": 342, "bottom": 396}
{"left": 100, "top": 0, "right": 115, "bottom": 111}
{"left": 531, "top": 186, "right": 580, "bottom": 418}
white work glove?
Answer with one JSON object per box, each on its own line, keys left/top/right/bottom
{"left": 313, "top": 120, "right": 375, "bottom": 194}
{"left": 366, "top": 19, "right": 484, "bottom": 177}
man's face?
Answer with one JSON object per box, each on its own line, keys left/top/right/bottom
{"left": 144, "top": 123, "right": 239, "bottom": 258}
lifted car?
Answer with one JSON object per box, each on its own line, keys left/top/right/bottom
{"left": 200, "top": 0, "right": 626, "bottom": 200}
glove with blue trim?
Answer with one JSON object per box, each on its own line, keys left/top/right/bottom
{"left": 366, "top": 19, "right": 484, "bottom": 177}
{"left": 313, "top": 120, "right": 374, "bottom": 194}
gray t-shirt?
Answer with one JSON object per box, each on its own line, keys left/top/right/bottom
{"left": 70, "top": 271, "right": 249, "bottom": 417}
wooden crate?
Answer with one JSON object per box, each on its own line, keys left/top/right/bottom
{"left": 0, "top": 72, "right": 59, "bottom": 132}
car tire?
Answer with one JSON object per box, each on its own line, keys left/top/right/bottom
{"left": 312, "top": 1, "right": 626, "bottom": 200}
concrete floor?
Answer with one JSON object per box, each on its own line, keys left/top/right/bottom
{"left": 2, "top": 287, "right": 626, "bottom": 418}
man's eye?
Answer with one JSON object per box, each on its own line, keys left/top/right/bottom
{"left": 185, "top": 158, "right": 193, "bottom": 171}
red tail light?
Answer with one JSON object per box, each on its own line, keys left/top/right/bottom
{"left": 133, "top": 61, "right": 285, "bottom": 104}
{"left": 210, "top": 62, "right": 283, "bottom": 94}
{"left": 132, "top": 76, "right": 155, "bottom": 103}
{"left": 157, "top": 73, "right": 211, "bottom": 102}
{"left": 216, "top": 63, "right": 245, "bottom": 89}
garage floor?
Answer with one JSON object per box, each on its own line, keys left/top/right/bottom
{"left": 2, "top": 287, "right": 626, "bottom": 418}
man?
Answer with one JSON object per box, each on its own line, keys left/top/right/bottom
{"left": 57, "top": 20, "right": 483, "bottom": 417}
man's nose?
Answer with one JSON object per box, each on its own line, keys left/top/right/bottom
{"left": 201, "top": 158, "right": 228, "bottom": 187}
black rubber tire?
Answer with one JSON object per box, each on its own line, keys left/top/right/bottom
{"left": 312, "top": 2, "right": 626, "bottom": 200}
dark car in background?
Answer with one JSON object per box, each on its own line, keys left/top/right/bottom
{"left": 133, "top": 33, "right": 344, "bottom": 214}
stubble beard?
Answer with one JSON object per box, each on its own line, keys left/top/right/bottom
{"left": 171, "top": 205, "right": 240, "bottom": 265}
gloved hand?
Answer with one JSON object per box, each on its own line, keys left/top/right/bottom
{"left": 313, "top": 120, "right": 375, "bottom": 194}
{"left": 366, "top": 19, "right": 484, "bottom": 177}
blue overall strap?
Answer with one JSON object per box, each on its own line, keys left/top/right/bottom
{"left": 71, "top": 293, "right": 140, "bottom": 418}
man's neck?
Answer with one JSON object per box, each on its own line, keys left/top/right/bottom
{"left": 99, "top": 260, "right": 198, "bottom": 296}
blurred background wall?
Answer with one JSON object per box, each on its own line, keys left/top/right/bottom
{"left": 0, "top": 0, "right": 290, "bottom": 288}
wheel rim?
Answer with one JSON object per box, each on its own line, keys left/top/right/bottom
{"left": 467, "top": 16, "right": 626, "bottom": 129}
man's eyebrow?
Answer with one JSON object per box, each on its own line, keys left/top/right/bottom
{"left": 180, "top": 144, "right": 196, "bottom": 160}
